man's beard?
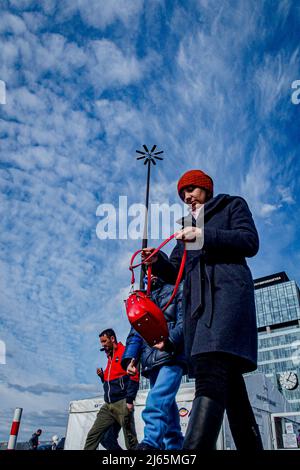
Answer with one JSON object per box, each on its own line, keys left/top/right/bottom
{"left": 104, "top": 347, "right": 113, "bottom": 356}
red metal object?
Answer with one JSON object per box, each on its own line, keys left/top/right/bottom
{"left": 125, "top": 233, "right": 186, "bottom": 346}
{"left": 125, "top": 290, "right": 169, "bottom": 346}
{"left": 10, "top": 422, "right": 20, "bottom": 436}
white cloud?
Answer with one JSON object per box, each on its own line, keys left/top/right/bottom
{"left": 22, "top": 12, "right": 48, "bottom": 32}
{"left": 259, "top": 203, "right": 280, "bottom": 217}
{"left": 88, "top": 39, "right": 143, "bottom": 91}
{"left": 58, "top": 0, "right": 144, "bottom": 30}
{"left": 254, "top": 48, "right": 300, "bottom": 118}
{"left": 80, "top": 0, "right": 143, "bottom": 29}
{"left": 1, "top": 18, "right": 148, "bottom": 94}
{"left": 0, "top": 12, "right": 27, "bottom": 34}
{"left": 0, "top": 80, "right": 6, "bottom": 104}
{"left": 277, "top": 186, "right": 295, "bottom": 204}
{"left": 95, "top": 99, "right": 143, "bottom": 139}
{"left": 9, "top": 0, "right": 36, "bottom": 8}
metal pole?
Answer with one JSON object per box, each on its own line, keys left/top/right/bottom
{"left": 139, "top": 160, "right": 151, "bottom": 289}
{"left": 135, "top": 144, "right": 163, "bottom": 289}
{"left": 7, "top": 407, "right": 23, "bottom": 450}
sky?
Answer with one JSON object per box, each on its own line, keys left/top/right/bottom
{"left": 0, "top": 0, "right": 300, "bottom": 442}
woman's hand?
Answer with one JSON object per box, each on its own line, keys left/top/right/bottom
{"left": 175, "top": 227, "right": 202, "bottom": 242}
{"left": 141, "top": 247, "right": 158, "bottom": 264}
{"left": 127, "top": 358, "right": 137, "bottom": 376}
{"left": 153, "top": 341, "right": 165, "bottom": 351}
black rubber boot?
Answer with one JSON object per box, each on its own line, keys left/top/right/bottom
{"left": 183, "top": 396, "right": 224, "bottom": 450}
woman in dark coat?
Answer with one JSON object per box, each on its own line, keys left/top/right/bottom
{"left": 142, "top": 169, "right": 263, "bottom": 450}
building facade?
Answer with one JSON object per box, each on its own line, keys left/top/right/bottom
{"left": 253, "top": 272, "right": 300, "bottom": 412}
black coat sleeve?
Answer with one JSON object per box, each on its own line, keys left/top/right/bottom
{"left": 204, "top": 197, "right": 259, "bottom": 258}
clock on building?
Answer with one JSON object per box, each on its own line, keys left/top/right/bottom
{"left": 278, "top": 371, "right": 299, "bottom": 390}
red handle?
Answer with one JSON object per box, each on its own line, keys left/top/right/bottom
{"left": 147, "top": 264, "right": 152, "bottom": 296}
{"left": 129, "top": 233, "right": 186, "bottom": 309}
{"left": 129, "top": 234, "right": 176, "bottom": 284}
{"left": 161, "top": 248, "right": 186, "bottom": 312}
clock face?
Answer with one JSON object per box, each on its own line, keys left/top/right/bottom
{"left": 279, "top": 371, "right": 299, "bottom": 390}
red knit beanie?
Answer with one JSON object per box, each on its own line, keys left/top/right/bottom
{"left": 177, "top": 170, "right": 214, "bottom": 200}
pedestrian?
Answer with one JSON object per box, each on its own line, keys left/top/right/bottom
{"left": 122, "top": 274, "right": 186, "bottom": 450}
{"left": 96, "top": 362, "right": 122, "bottom": 450}
{"left": 28, "top": 428, "right": 42, "bottom": 450}
{"left": 51, "top": 435, "right": 59, "bottom": 450}
{"left": 84, "top": 328, "right": 139, "bottom": 450}
{"left": 297, "top": 429, "right": 300, "bottom": 448}
{"left": 142, "top": 169, "right": 263, "bottom": 450}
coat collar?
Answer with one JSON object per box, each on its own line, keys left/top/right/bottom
{"left": 177, "top": 194, "right": 232, "bottom": 227}
{"left": 109, "top": 342, "right": 123, "bottom": 359}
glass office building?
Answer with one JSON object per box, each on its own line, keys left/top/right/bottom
{"left": 253, "top": 272, "right": 300, "bottom": 412}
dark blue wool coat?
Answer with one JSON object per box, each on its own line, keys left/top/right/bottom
{"left": 152, "top": 194, "right": 259, "bottom": 375}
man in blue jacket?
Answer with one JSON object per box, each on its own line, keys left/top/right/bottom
{"left": 122, "top": 274, "right": 186, "bottom": 450}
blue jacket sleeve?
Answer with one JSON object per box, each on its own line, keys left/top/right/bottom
{"left": 168, "top": 283, "right": 184, "bottom": 350}
{"left": 121, "top": 327, "right": 143, "bottom": 371}
{"left": 204, "top": 197, "right": 259, "bottom": 257}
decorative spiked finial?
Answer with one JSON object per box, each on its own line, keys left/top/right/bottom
{"left": 136, "top": 145, "right": 164, "bottom": 165}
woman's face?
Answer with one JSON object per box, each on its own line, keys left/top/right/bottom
{"left": 181, "top": 186, "right": 207, "bottom": 209}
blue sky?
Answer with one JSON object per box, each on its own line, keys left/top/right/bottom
{"left": 0, "top": 0, "right": 300, "bottom": 442}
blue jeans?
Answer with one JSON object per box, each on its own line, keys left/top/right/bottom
{"left": 142, "top": 365, "right": 183, "bottom": 449}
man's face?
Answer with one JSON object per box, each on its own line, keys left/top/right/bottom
{"left": 181, "top": 186, "right": 207, "bottom": 209}
{"left": 100, "top": 334, "right": 115, "bottom": 354}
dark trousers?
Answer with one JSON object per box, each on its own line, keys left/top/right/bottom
{"left": 193, "top": 353, "right": 263, "bottom": 450}
{"left": 100, "top": 422, "right": 122, "bottom": 450}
